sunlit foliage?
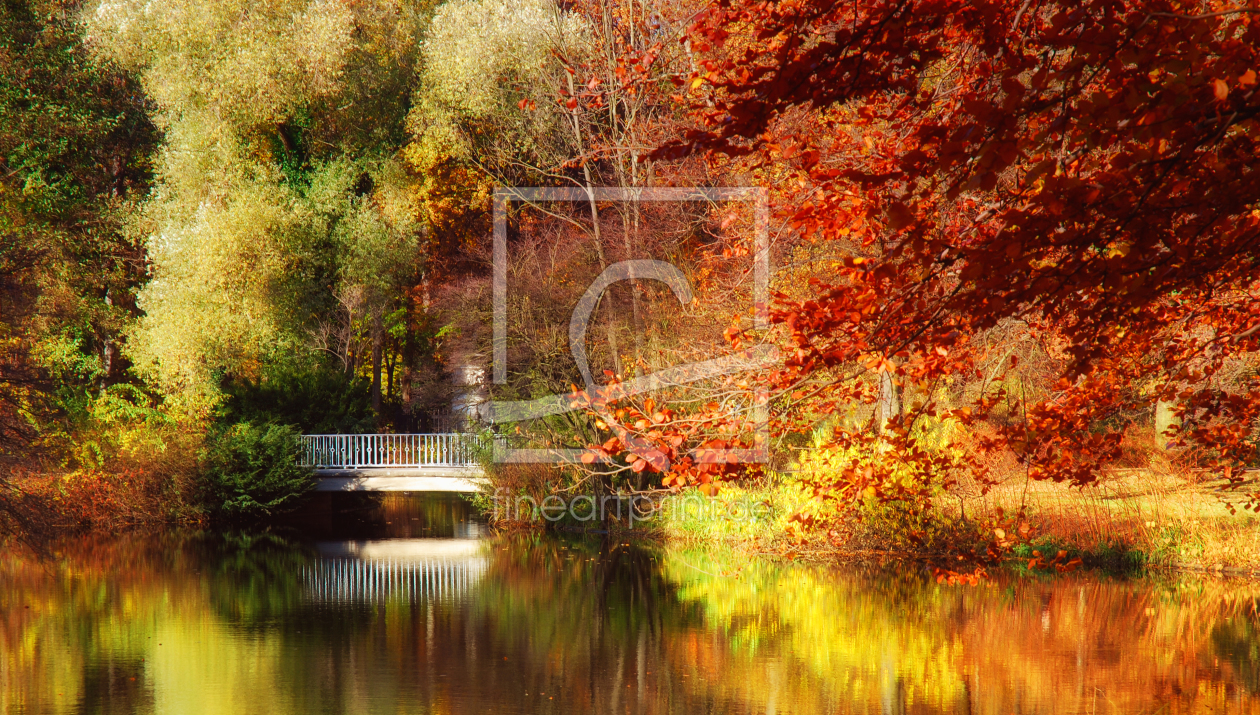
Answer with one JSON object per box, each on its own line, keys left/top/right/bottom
{"left": 407, "top": 0, "right": 590, "bottom": 183}
{"left": 83, "top": 0, "right": 429, "bottom": 412}
{"left": 0, "top": 0, "right": 155, "bottom": 453}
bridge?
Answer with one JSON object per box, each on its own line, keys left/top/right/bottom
{"left": 301, "top": 433, "right": 488, "bottom": 492}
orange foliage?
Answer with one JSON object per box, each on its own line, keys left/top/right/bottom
{"left": 637, "top": 1, "right": 1260, "bottom": 515}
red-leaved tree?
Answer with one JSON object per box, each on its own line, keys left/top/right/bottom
{"left": 623, "top": 0, "right": 1260, "bottom": 524}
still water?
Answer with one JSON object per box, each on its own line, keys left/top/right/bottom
{"left": 3, "top": 493, "right": 1260, "bottom": 714}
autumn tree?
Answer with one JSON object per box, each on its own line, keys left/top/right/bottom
{"left": 406, "top": 0, "right": 790, "bottom": 505}
{"left": 409, "top": 0, "right": 715, "bottom": 363}
{"left": 409, "top": 0, "right": 727, "bottom": 412}
{"left": 84, "top": 0, "right": 431, "bottom": 423}
{"left": 0, "top": 0, "right": 156, "bottom": 455}
{"left": 642, "top": 0, "right": 1260, "bottom": 517}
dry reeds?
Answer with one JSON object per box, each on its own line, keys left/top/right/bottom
{"left": 959, "top": 432, "right": 1260, "bottom": 571}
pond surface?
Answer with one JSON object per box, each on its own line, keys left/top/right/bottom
{"left": 3, "top": 493, "right": 1260, "bottom": 714}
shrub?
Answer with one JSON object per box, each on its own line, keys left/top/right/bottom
{"left": 791, "top": 434, "right": 959, "bottom": 552}
{"left": 201, "top": 422, "right": 313, "bottom": 518}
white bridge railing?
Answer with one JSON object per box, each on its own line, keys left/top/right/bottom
{"left": 300, "top": 433, "right": 484, "bottom": 469}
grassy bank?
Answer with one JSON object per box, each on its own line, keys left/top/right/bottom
{"left": 981, "top": 470, "right": 1260, "bottom": 574}
{"left": 661, "top": 471, "right": 1260, "bottom": 573}
{"left": 481, "top": 463, "right": 1260, "bottom": 575}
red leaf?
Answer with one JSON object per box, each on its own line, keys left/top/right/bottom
{"left": 1214, "top": 78, "right": 1230, "bottom": 101}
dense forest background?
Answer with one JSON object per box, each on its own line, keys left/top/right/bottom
{"left": 0, "top": 0, "right": 728, "bottom": 525}
{"left": 4, "top": 0, "right": 1260, "bottom": 551}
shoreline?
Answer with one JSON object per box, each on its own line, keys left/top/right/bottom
{"left": 478, "top": 469, "right": 1260, "bottom": 575}
{"left": 8, "top": 467, "right": 1260, "bottom": 580}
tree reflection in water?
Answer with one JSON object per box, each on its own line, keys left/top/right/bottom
{"left": 3, "top": 518, "right": 1260, "bottom": 713}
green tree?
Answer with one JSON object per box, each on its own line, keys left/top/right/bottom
{"left": 0, "top": 0, "right": 156, "bottom": 455}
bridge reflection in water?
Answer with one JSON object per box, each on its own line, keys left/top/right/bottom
{"left": 302, "top": 538, "right": 486, "bottom": 603}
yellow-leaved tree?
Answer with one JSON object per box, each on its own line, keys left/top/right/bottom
{"left": 85, "top": 0, "right": 431, "bottom": 416}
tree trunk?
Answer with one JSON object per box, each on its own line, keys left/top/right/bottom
{"left": 98, "top": 288, "right": 113, "bottom": 397}
{"left": 567, "top": 71, "right": 623, "bottom": 379}
{"left": 878, "top": 370, "right": 900, "bottom": 434}
{"left": 371, "top": 308, "right": 383, "bottom": 414}
{"left": 402, "top": 281, "right": 424, "bottom": 413}
{"left": 386, "top": 351, "right": 394, "bottom": 401}
{"left": 618, "top": 197, "right": 645, "bottom": 374}
{"left": 1155, "top": 398, "right": 1181, "bottom": 449}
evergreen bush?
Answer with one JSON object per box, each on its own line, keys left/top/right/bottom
{"left": 202, "top": 422, "right": 313, "bottom": 518}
